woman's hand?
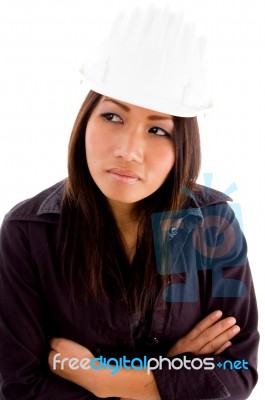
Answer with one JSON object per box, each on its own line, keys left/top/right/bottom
{"left": 167, "top": 310, "right": 240, "bottom": 357}
{"left": 48, "top": 338, "right": 99, "bottom": 394}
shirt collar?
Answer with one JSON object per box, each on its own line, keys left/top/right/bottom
{"left": 37, "top": 180, "right": 232, "bottom": 217}
{"left": 37, "top": 180, "right": 65, "bottom": 216}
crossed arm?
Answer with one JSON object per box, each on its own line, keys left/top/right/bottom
{"left": 48, "top": 310, "right": 240, "bottom": 399}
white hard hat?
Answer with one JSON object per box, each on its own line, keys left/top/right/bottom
{"left": 80, "top": 5, "right": 213, "bottom": 118}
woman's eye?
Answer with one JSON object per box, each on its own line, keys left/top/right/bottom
{"left": 149, "top": 127, "right": 170, "bottom": 137}
{"left": 101, "top": 113, "right": 123, "bottom": 123}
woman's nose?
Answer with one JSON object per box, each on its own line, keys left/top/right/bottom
{"left": 113, "top": 130, "right": 144, "bottom": 163}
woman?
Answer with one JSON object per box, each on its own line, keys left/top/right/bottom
{"left": 0, "top": 6, "right": 259, "bottom": 400}
{"left": 0, "top": 90, "right": 259, "bottom": 399}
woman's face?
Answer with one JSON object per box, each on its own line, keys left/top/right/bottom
{"left": 85, "top": 96, "right": 175, "bottom": 205}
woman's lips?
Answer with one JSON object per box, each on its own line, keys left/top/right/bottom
{"left": 107, "top": 168, "right": 141, "bottom": 184}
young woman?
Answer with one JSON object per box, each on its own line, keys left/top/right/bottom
{"left": 0, "top": 90, "right": 259, "bottom": 399}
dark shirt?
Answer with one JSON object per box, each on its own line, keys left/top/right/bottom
{"left": 0, "top": 180, "right": 259, "bottom": 399}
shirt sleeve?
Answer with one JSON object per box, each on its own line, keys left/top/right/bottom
{"left": 0, "top": 217, "right": 116, "bottom": 400}
{"left": 152, "top": 203, "right": 259, "bottom": 400}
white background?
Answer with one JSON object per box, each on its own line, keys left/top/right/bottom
{"left": 0, "top": 0, "right": 264, "bottom": 398}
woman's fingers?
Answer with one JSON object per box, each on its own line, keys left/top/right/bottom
{"left": 188, "top": 316, "right": 237, "bottom": 346}
{"left": 197, "top": 324, "right": 240, "bottom": 355}
{"left": 187, "top": 310, "right": 223, "bottom": 340}
{"left": 167, "top": 310, "right": 241, "bottom": 357}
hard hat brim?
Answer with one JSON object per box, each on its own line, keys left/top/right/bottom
{"left": 89, "top": 81, "right": 213, "bottom": 118}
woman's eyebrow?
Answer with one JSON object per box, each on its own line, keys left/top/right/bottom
{"left": 102, "top": 98, "right": 172, "bottom": 121}
{"left": 147, "top": 115, "right": 173, "bottom": 121}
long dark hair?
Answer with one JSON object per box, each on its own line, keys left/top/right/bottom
{"left": 58, "top": 90, "right": 201, "bottom": 320}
